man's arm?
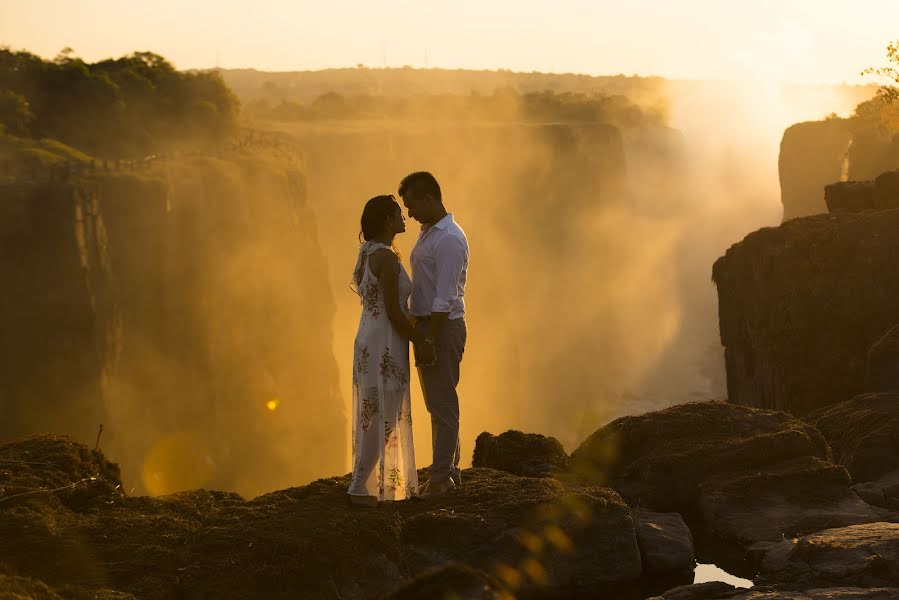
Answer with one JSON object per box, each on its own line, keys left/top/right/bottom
{"left": 426, "top": 234, "right": 467, "bottom": 343}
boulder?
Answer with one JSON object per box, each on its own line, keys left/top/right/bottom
{"left": 825, "top": 181, "right": 877, "bottom": 212}
{"left": 0, "top": 436, "right": 641, "bottom": 599}
{"left": 634, "top": 509, "right": 695, "bottom": 573}
{"left": 852, "top": 482, "right": 887, "bottom": 508}
{"left": 866, "top": 325, "right": 899, "bottom": 393}
{"left": 472, "top": 430, "right": 569, "bottom": 477}
{"left": 874, "top": 170, "right": 899, "bottom": 210}
{"left": 811, "top": 391, "right": 899, "bottom": 482}
{"left": 647, "top": 581, "right": 739, "bottom": 600}
{"left": 758, "top": 522, "right": 899, "bottom": 588}
{"left": 569, "top": 401, "right": 829, "bottom": 511}
{"left": 698, "top": 456, "right": 883, "bottom": 545}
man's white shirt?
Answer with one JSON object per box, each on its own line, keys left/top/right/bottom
{"left": 410, "top": 213, "right": 469, "bottom": 319}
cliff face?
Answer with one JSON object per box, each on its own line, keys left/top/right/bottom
{"left": 778, "top": 115, "right": 899, "bottom": 221}
{"left": 0, "top": 156, "right": 343, "bottom": 496}
{"left": 778, "top": 120, "right": 851, "bottom": 221}
{"left": 713, "top": 209, "right": 899, "bottom": 415}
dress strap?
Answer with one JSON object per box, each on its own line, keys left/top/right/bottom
{"left": 365, "top": 242, "right": 393, "bottom": 254}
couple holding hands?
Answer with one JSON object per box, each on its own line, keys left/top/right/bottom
{"left": 348, "top": 171, "right": 469, "bottom": 505}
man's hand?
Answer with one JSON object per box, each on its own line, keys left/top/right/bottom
{"left": 415, "top": 337, "right": 437, "bottom": 368}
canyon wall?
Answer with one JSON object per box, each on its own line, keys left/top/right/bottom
{"left": 0, "top": 155, "right": 343, "bottom": 496}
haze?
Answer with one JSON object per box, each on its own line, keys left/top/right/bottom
{"left": 2, "top": 0, "right": 897, "bottom": 85}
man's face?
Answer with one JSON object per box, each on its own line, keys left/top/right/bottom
{"left": 402, "top": 193, "right": 432, "bottom": 224}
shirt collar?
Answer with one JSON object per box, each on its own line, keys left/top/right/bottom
{"left": 420, "top": 213, "right": 454, "bottom": 234}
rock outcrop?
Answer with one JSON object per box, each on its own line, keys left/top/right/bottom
{"left": 634, "top": 509, "right": 696, "bottom": 573}
{"left": 779, "top": 120, "right": 851, "bottom": 221}
{"left": 698, "top": 456, "right": 883, "bottom": 545}
{"left": 757, "top": 523, "right": 899, "bottom": 589}
{"left": 0, "top": 154, "right": 343, "bottom": 497}
{"left": 569, "top": 401, "right": 829, "bottom": 512}
{"left": 0, "top": 435, "right": 642, "bottom": 600}
{"left": 825, "top": 170, "right": 899, "bottom": 213}
{"left": 866, "top": 326, "right": 899, "bottom": 394}
{"left": 810, "top": 392, "right": 899, "bottom": 483}
{"left": 472, "top": 430, "right": 569, "bottom": 477}
{"left": 713, "top": 209, "right": 899, "bottom": 416}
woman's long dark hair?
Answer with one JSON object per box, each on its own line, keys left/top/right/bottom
{"left": 359, "top": 194, "right": 400, "bottom": 242}
{"left": 353, "top": 194, "right": 402, "bottom": 291}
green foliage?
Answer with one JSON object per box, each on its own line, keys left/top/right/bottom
{"left": 0, "top": 48, "right": 239, "bottom": 157}
{"left": 0, "top": 90, "right": 34, "bottom": 135}
{"left": 862, "top": 40, "right": 899, "bottom": 104}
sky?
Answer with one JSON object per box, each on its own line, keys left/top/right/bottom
{"left": 0, "top": 0, "right": 897, "bottom": 84}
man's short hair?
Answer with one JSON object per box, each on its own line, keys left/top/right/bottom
{"left": 398, "top": 171, "right": 442, "bottom": 203}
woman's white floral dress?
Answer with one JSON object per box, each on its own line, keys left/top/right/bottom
{"left": 348, "top": 242, "right": 418, "bottom": 500}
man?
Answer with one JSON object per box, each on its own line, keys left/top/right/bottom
{"left": 398, "top": 171, "right": 469, "bottom": 499}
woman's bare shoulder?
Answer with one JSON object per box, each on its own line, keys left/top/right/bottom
{"left": 367, "top": 247, "right": 398, "bottom": 277}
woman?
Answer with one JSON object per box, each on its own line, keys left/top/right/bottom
{"left": 348, "top": 195, "right": 420, "bottom": 506}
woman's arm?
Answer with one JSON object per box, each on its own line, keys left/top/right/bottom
{"left": 370, "top": 249, "right": 418, "bottom": 342}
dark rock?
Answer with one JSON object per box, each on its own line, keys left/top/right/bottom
{"left": 823, "top": 171, "right": 899, "bottom": 214}
{"left": 634, "top": 509, "right": 695, "bottom": 573}
{"left": 713, "top": 209, "right": 899, "bottom": 416}
{"left": 811, "top": 392, "right": 899, "bottom": 482}
{"left": 569, "top": 401, "right": 829, "bottom": 511}
{"left": 0, "top": 573, "right": 63, "bottom": 599}
{"left": 0, "top": 436, "right": 641, "bottom": 599}
{"left": 731, "top": 588, "right": 899, "bottom": 599}
{"left": 825, "top": 181, "right": 877, "bottom": 212}
{"left": 381, "top": 563, "right": 504, "bottom": 600}
{"left": 866, "top": 326, "right": 899, "bottom": 393}
{"left": 698, "top": 456, "right": 883, "bottom": 545}
{"left": 758, "top": 522, "right": 899, "bottom": 588}
{"left": 874, "top": 170, "right": 899, "bottom": 210}
{"left": 472, "top": 430, "right": 569, "bottom": 477}
{"left": 853, "top": 482, "right": 888, "bottom": 508}
{"left": 647, "top": 581, "right": 739, "bottom": 600}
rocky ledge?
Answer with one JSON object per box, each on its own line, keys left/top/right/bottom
{"left": 7, "top": 398, "right": 899, "bottom": 599}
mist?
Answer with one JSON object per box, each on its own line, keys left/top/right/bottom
{"left": 247, "top": 75, "right": 872, "bottom": 470}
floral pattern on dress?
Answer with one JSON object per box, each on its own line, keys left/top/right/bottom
{"left": 361, "top": 387, "right": 379, "bottom": 431}
{"left": 362, "top": 283, "right": 381, "bottom": 319}
{"left": 380, "top": 348, "right": 409, "bottom": 384}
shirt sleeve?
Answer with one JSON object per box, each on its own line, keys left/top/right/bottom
{"left": 431, "top": 234, "right": 467, "bottom": 313}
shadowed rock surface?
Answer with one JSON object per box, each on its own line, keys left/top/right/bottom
{"left": 757, "top": 523, "right": 899, "bottom": 589}
{"left": 0, "top": 435, "right": 641, "bottom": 600}
{"left": 825, "top": 171, "right": 899, "bottom": 214}
{"left": 713, "top": 210, "right": 899, "bottom": 416}
{"left": 732, "top": 589, "right": 899, "bottom": 599}
{"left": 648, "top": 581, "right": 740, "bottom": 600}
{"left": 866, "top": 326, "right": 899, "bottom": 394}
{"left": 698, "top": 456, "right": 883, "bottom": 545}
{"left": 811, "top": 392, "right": 899, "bottom": 484}
{"left": 472, "top": 430, "right": 569, "bottom": 477}
{"left": 634, "top": 509, "right": 695, "bottom": 573}
{"left": 569, "top": 401, "right": 829, "bottom": 512}
{"left": 380, "top": 563, "right": 505, "bottom": 600}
